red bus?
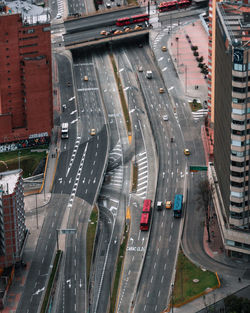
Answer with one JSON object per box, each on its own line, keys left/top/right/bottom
{"left": 158, "top": 0, "right": 191, "bottom": 12}
{"left": 142, "top": 199, "right": 151, "bottom": 213}
{"left": 140, "top": 213, "right": 150, "bottom": 231}
{"left": 116, "top": 13, "right": 149, "bottom": 26}
{"left": 140, "top": 199, "right": 152, "bottom": 231}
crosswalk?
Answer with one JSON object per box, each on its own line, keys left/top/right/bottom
{"left": 135, "top": 151, "right": 148, "bottom": 199}
{"left": 57, "top": 0, "right": 64, "bottom": 16}
{"left": 192, "top": 109, "right": 208, "bottom": 121}
{"left": 106, "top": 142, "right": 123, "bottom": 189}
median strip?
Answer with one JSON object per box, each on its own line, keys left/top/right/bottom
{"left": 110, "top": 54, "right": 132, "bottom": 137}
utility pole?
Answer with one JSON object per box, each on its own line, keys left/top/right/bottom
{"left": 35, "top": 193, "right": 38, "bottom": 229}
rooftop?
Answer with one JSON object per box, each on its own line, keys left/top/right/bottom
{"left": 0, "top": 169, "right": 22, "bottom": 195}
{"left": 217, "top": 2, "right": 250, "bottom": 47}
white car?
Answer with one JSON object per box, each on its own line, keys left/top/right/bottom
{"left": 163, "top": 115, "right": 168, "bottom": 121}
{"left": 56, "top": 13, "right": 62, "bottom": 19}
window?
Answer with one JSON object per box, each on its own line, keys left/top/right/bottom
{"left": 231, "top": 191, "right": 244, "bottom": 198}
{"left": 232, "top": 76, "right": 246, "bottom": 82}
{"left": 231, "top": 201, "right": 243, "bottom": 207}
{"left": 232, "top": 108, "right": 245, "bottom": 115}
{"left": 234, "top": 63, "right": 246, "bottom": 71}
{"left": 230, "top": 211, "right": 243, "bottom": 219}
{"left": 232, "top": 140, "right": 243, "bottom": 147}
{"left": 231, "top": 171, "right": 244, "bottom": 177}
{"left": 233, "top": 87, "right": 246, "bottom": 93}
{"left": 27, "top": 29, "right": 35, "bottom": 34}
{"left": 232, "top": 98, "right": 245, "bottom": 104}
{"left": 232, "top": 129, "right": 244, "bottom": 136}
{"left": 232, "top": 120, "right": 245, "bottom": 125}
{"left": 231, "top": 150, "right": 244, "bottom": 157}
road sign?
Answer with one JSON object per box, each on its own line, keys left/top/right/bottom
{"left": 190, "top": 165, "right": 208, "bottom": 172}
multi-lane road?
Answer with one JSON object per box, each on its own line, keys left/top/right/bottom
{"left": 18, "top": 5, "right": 243, "bottom": 313}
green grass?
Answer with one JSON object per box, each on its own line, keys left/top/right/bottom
{"left": 110, "top": 54, "right": 132, "bottom": 134}
{"left": 132, "top": 162, "right": 138, "bottom": 192}
{"left": 86, "top": 206, "right": 98, "bottom": 288}
{"left": 40, "top": 250, "right": 62, "bottom": 313}
{"left": 110, "top": 224, "right": 129, "bottom": 313}
{"left": 189, "top": 100, "right": 202, "bottom": 112}
{"left": 0, "top": 147, "right": 47, "bottom": 178}
{"left": 173, "top": 250, "right": 218, "bottom": 306}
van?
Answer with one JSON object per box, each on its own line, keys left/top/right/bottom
{"left": 61, "top": 122, "right": 69, "bottom": 139}
{"left": 146, "top": 70, "right": 152, "bottom": 79}
{"left": 157, "top": 201, "right": 163, "bottom": 210}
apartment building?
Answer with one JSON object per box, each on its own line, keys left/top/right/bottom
{"left": 210, "top": 2, "right": 250, "bottom": 260}
{"left": 0, "top": 170, "right": 27, "bottom": 268}
{"left": 0, "top": 13, "right": 53, "bottom": 151}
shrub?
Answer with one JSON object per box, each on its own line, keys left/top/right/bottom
{"left": 191, "top": 45, "right": 198, "bottom": 51}
{"left": 186, "top": 34, "right": 190, "bottom": 39}
{"left": 193, "top": 51, "right": 199, "bottom": 57}
{"left": 197, "top": 56, "right": 204, "bottom": 62}
{"left": 198, "top": 62, "right": 204, "bottom": 68}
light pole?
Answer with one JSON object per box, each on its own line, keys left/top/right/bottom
{"left": 35, "top": 194, "right": 38, "bottom": 229}
{"left": 185, "top": 65, "right": 187, "bottom": 94}
{"left": 176, "top": 37, "right": 179, "bottom": 68}
{"left": 171, "top": 283, "right": 174, "bottom": 313}
{"left": 18, "top": 151, "right": 21, "bottom": 169}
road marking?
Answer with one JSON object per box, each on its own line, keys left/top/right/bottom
{"left": 157, "top": 248, "right": 159, "bottom": 255}
{"left": 147, "top": 291, "right": 150, "bottom": 298}
{"left": 151, "top": 275, "right": 154, "bottom": 283}
{"left": 164, "top": 263, "right": 167, "bottom": 270}
{"left": 154, "top": 262, "right": 156, "bottom": 269}
{"left": 171, "top": 222, "right": 173, "bottom": 229}
{"left": 167, "top": 249, "right": 169, "bottom": 255}
{"left": 144, "top": 305, "right": 147, "bottom": 311}
{"left": 161, "top": 222, "right": 163, "bottom": 228}
{"left": 155, "top": 305, "right": 158, "bottom": 311}
{"left": 169, "top": 235, "right": 172, "bottom": 242}
{"left": 158, "top": 290, "right": 161, "bottom": 297}
{"left": 159, "top": 235, "right": 161, "bottom": 242}
{"left": 161, "top": 275, "right": 164, "bottom": 283}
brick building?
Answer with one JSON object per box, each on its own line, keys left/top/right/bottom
{"left": 0, "top": 170, "right": 27, "bottom": 268}
{"left": 0, "top": 13, "right": 53, "bottom": 151}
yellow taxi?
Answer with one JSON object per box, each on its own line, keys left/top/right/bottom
{"left": 184, "top": 149, "right": 190, "bottom": 156}
{"left": 100, "top": 30, "right": 106, "bottom": 35}
{"left": 166, "top": 201, "right": 172, "bottom": 209}
{"left": 159, "top": 88, "right": 165, "bottom": 93}
{"left": 84, "top": 75, "right": 88, "bottom": 81}
{"left": 90, "top": 129, "right": 96, "bottom": 136}
{"left": 161, "top": 46, "right": 167, "bottom": 52}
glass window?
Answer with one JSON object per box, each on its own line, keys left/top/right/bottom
{"left": 226, "top": 240, "right": 235, "bottom": 246}
{"left": 232, "top": 140, "right": 242, "bottom": 147}
{"left": 232, "top": 108, "right": 245, "bottom": 115}
{"left": 231, "top": 150, "right": 244, "bottom": 157}
{"left": 231, "top": 191, "right": 244, "bottom": 198}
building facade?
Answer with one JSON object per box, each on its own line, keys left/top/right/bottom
{"left": 0, "top": 170, "right": 27, "bottom": 268}
{"left": 0, "top": 13, "right": 53, "bottom": 149}
{"left": 211, "top": 2, "right": 250, "bottom": 259}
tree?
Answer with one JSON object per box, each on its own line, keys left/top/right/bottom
{"left": 197, "top": 179, "right": 213, "bottom": 243}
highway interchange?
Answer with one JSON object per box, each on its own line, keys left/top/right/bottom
{"left": 16, "top": 2, "right": 248, "bottom": 313}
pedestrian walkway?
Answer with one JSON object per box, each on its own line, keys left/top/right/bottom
{"left": 168, "top": 19, "right": 208, "bottom": 105}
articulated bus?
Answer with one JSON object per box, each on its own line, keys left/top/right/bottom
{"left": 158, "top": 0, "right": 191, "bottom": 13}
{"left": 140, "top": 199, "right": 152, "bottom": 231}
{"left": 173, "top": 194, "right": 183, "bottom": 218}
{"left": 116, "top": 13, "right": 149, "bottom": 27}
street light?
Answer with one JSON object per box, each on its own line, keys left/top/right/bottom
{"left": 171, "top": 283, "right": 174, "bottom": 313}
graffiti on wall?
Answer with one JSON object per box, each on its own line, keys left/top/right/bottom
{"left": 0, "top": 132, "right": 49, "bottom": 153}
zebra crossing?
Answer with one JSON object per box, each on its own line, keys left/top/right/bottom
{"left": 107, "top": 142, "right": 123, "bottom": 189}
{"left": 57, "top": 0, "right": 64, "bottom": 15}
{"left": 192, "top": 109, "right": 208, "bottom": 121}
{"left": 135, "top": 151, "right": 148, "bottom": 199}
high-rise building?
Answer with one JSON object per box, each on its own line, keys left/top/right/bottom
{"left": 0, "top": 169, "right": 27, "bottom": 268}
{"left": 0, "top": 13, "right": 53, "bottom": 151}
{"left": 210, "top": 2, "right": 250, "bottom": 260}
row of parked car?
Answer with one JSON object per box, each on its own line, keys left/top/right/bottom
{"left": 100, "top": 25, "right": 143, "bottom": 36}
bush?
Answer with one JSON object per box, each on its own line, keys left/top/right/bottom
{"left": 197, "top": 56, "right": 204, "bottom": 62}
{"left": 198, "top": 62, "right": 204, "bottom": 68}
{"left": 193, "top": 51, "right": 199, "bottom": 57}
{"left": 186, "top": 34, "right": 190, "bottom": 39}
{"left": 191, "top": 45, "right": 198, "bottom": 51}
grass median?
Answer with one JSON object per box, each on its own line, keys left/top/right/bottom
{"left": 110, "top": 224, "right": 129, "bottom": 313}
{"left": 110, "top": 54, "right": 132, "bottom": 135}
{"left": 172, "top": 249, "right": 219, "bottom": 307}
{"left": 86, "top": 206, "right": 98, "bottom": 288}
{"left": 0, "top": 147, "right": 48, "bottom": 178}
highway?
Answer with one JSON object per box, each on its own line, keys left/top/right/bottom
{"left": 88, "top": 50, "right": 130, "bottom": 313}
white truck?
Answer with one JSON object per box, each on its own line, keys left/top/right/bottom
{"left": 61, "top": 122, "right": 69, "bottom": 139}
{"left": 146, "top": 70, "right": 152, "bottom": 79}
{"left": 157, "top": 201, "right": 163, "bottom": 210}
